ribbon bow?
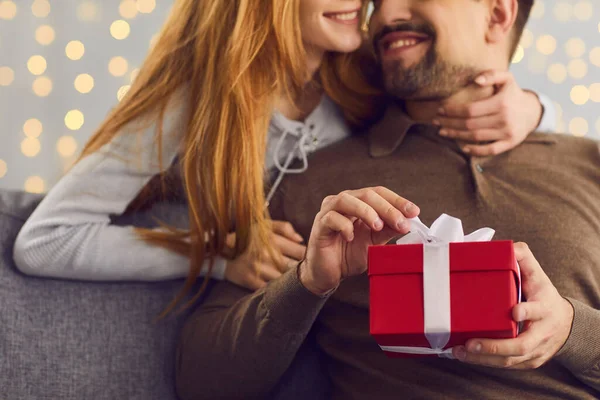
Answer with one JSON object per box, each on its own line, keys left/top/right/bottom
{"left": 379, "top": 214, "right": 495, "bottom": 358}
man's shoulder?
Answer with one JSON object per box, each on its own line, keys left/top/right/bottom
{"left": 528, "top": 132, "right": 600, "bottom": 161}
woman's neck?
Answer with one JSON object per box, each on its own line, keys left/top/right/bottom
{"left": 275, "top": 44, "right": 325, "bottom": 122}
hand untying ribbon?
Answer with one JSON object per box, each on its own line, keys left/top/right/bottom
{"left": 378, "top": 214, "right": 496, "bottom": 358}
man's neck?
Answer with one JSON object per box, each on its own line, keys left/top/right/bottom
{"left": 404, "top": 85, "right": 495, "bottom": 124}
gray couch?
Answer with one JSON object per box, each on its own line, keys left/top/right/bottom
{"left": 0, "top": 189, "right": 329, "bottom": 400}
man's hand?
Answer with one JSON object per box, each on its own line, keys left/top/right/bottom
{"left": 299, "top": 187, "right": 420, "bottom": 296}
{"left": 434, "top": 70, "right": 543, "bottom": 156}
{"left": 452, "top": 242, "right": 574, "bottom": 369}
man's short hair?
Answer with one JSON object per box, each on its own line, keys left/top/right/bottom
{"left": 510, "top": 0, "right": 533, "bottom": 57}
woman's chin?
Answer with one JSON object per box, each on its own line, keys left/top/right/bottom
{"left": 326, "top": 37, "right": 363, "bottom": 55}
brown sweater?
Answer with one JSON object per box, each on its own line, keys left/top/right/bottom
{"left": 176, "top": 103, "right": 600, "bottom": 400}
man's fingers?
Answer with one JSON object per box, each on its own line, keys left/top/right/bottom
{"left": 474, "top": 70, "right": 514, "bottom": 87}
{"left": 466, "top": 329, "right": 542, "bottom": 358}
{"left": 435, "top": 114, "right": 505, "bottom": 132}
{"left": 512, "top": 301, "right": 548, "bottom": 322}
{"left": 462, "top": 140, "right": 514, "bottom": 157}
{"left": 271, "top": 220, "right": 304, "bottom": 243}
{"left": 514, "top": 242, "right": 545, "bottom": 281}
{"left": 321, "top": 192, "right": 382, "bottom": 231}
{"left": 353, "top": 188, "right": 414, "bottom": 233}
{"left": 323, "top": 188, "right": 418, "bottom": 234}
{"left": 318, "top": 210, "right": 356, "bottom": 242}
{"left": 272, "top": 233, "right": 307, "bottom": 261}
{"left": 366, "top": 187, "right": 419, "bottom": 218}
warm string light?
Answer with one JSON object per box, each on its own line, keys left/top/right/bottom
{"left": 0, "top": 159, "right": 7, "bottom": 179}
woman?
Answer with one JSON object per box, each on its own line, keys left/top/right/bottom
{"left": 13, "top": 0, "right": 553, "bottom": 310}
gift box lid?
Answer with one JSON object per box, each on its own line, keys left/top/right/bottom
{"left": 368, "top": 240, "right": 518, "bottom": 276}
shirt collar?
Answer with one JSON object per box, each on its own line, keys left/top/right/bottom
{"left": 369, "top": 101, "right": 557, "bottom": 158}
{"left": 368, "top": 101, "right": 415, "bottom": 158}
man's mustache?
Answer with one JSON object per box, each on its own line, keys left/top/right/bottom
{"left": 372, "top": 22, "right": 436, "bottom": 51}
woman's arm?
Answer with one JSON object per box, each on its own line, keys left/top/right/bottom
{"left": 13, "top": 95, "right": 226, "bottom": 282}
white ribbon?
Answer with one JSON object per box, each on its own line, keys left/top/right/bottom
{"left": 380, "top": 214, "right": 495, "bottom": 358}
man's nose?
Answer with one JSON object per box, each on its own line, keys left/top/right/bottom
{"left": 373, "top": 0, "right": 413, "bottom": 26}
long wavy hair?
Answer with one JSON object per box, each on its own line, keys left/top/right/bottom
{"left": 79, "top": 0, "right": 383, "bottom": 315}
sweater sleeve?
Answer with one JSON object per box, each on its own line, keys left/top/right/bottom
{"left": 554, "top": 298, "right": 600, "bottom": 392}
{"left": 533, "top": 92, "right": 557, "bottom": 133}
{"left": 13, "top": 94, "right": 226, "bottom": 282}
{"left": 176, "top": 267, "right": 329, "bottom": 400}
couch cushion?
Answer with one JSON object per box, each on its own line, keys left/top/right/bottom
{"left": 0, "top": 190, "right": 197, "bottom": 400}
{"left": 0, "top": 189, "right": 329, "bottom": 400}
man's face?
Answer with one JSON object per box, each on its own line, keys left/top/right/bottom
{"left": 369, "top": 0, "right": 490, "bottom": 100}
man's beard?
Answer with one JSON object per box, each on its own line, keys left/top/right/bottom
{"left": 381, "top": 39, "right": 479, "bottom": 101}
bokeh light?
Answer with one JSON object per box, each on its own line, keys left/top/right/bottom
{"left": 570, "top": 85, "right": 590, "bottom": 105}
{"left": 536, "top": 35, "right": 556, "bottom": 55}
{"left": 27, "top": 55, "right": 47, "bottom": 76}
{"left": 568, "top": 59, "right": 588, "bottom": 79}
{"left": 520, "top": 29, "right": 534, "bottom": 49}
{"left": 109, "top": 56, "right": 129, "bottom": 77}
{"left": 65, "top": 110, "right": 84, "bottom": 130}
{"left": 119, "top": 0, "right": 137, "bottom": 19}
{"left": 65, "top": 40, "right": 85, "bottom": 60}
{"left": 569, "top": 117, "right": 589, "bottom": 137}
{"left": 57, "top": 136, "right": 78, "bottom": 157}
{"left": 137, "top": 0, "right": 156, "bottom": 14}
{"left": 589, "top": 83, "right": 600, "bottom": 103}
{"left": 590, "top": 47, "right": 600, "bottom": 67}
{"left": 0, "top": 0, "right": 17, "bottom": 20}
{"left": 77, "top": 1, "right": 99, "bottom": 22}
{"left": 565, "top": 38, "right": 586, "bottom": 58}
{"left": 573, "top": 1, "right": 593, "bottom": 21}
{"left": 35, "top": 24, "right": 55, "bottom": 45}
{"left": 129, "top": 68, "right": 140, "bottom": 82}
{"left": 110, "top": 20, "right": 130, "bottom": 40}
{"left": 512, "top": 45, "right": 525, "bottom": 64}
{"left": 32, "top": 76, "right": 52, "bottom": 97}
{"left": 547, "top": 63, "right": 567, "bottom": 84}
{"left": 531, "top": 0, "right": 545, "bottom": 19}
{"left": 24, "top": 176, "right": 45, "bottom": 193}
{"left": 0, "top": 160, "right": 7, "bottom": 179}
{"left": 0, "top": 66, "right": 15, "bottom": 86}
{"left": 31, "top": 0, "right": 50, "bottom": 18}
{"left": 117, "top": 85, "right": 131, "bottom": 101}
{"left": 74, "top": 73, "right": 94, "bottom": 93}
{"left": 23, "top": 118, "right": 43, "bottom": 138}
{"left": 21, "top": 137, "right": 41, "bottom": 157}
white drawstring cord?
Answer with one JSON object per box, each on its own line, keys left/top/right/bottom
{"left": 265, "top": 129, "right": 311, "bottom": 207}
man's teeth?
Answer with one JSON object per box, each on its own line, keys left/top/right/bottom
{"left": 330, "top": 11, "right": 358, "bottom": 21}
{"left": 389, "top": 39, "right": 419, "bottom": 49}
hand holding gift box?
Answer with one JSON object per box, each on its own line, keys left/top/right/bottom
{"left": 368, "top": 214, "right": 521, "bottom": 358}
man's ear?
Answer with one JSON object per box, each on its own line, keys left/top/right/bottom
{"left": 486, "top": 0, "right": 518, "bottom": 45}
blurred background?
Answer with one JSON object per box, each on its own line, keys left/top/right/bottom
{"left": 0, "top": 0, "right": 598, "bottom": 193}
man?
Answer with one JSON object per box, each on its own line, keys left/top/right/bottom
{"left": 176, "top": 0, "right": 600, "bottom": 398}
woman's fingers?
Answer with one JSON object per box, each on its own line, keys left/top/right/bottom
{"left": 272, "top": 233, "right": 307, "bottom": 261}
{"left": 271, "top": 220, "right": 304, "bottom": 243}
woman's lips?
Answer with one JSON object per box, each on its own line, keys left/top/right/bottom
{"left": 323, "top": 10, "right": 360, "bottom": 25}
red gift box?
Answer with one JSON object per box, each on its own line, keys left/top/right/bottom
{"left": 368, "top": 240, "right": 520, "bottom": 358}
